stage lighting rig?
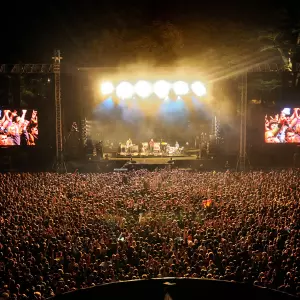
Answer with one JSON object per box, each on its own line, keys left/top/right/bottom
{"left": 153, "top": 80, "right": 171, "bottom": 99}
{"left": 99, "top": 79, "right": 208, "bottom": 99}
{"left": 173, "top": 81, "right": 189, "bottom": 96}
{"left": 101, "top": 81, "right": 114, "bottom": 95}
{"left": 191, "top": 81, "right": 207, "bottom": 97}
{"left": 134, "top": 80, "right": 152, "bottom": 98}
{"left": 116, "top": 81, "right": 134, "bottom": 99}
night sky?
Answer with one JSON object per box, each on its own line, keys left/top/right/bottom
{"left": 1, "top": 0, "right": 298, "bottom": 64}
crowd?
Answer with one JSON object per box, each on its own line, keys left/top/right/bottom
{"left": 0, "top": 169, "right": 300, "bottom": 299}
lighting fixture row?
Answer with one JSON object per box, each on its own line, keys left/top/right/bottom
{"left": 100, "top": 80, "right": 207, "bottom": 99}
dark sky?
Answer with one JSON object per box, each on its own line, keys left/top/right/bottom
{"left": 0, "top": 0, "right": 298, "bottom": 63}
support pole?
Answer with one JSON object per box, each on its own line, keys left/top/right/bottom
{"left": 52, "top": 49, "right": 66, "bottom": 173}
{"left": 236, "top": 72, "right": 248, "bottom": 171}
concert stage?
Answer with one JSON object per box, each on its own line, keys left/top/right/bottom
{"left": 68, "top": 156, "right": 224, "bottom": 173}
{"left": 109, "top": 156, "right": 197, "bottom": 164}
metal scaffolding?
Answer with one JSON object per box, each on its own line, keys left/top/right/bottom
{"left": 0, "top": 64, "right": 54, "bottom": 73}
{"left": 52, "top": 50, "right": 66, "bottom": 173}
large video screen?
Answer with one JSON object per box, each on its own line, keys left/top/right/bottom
{"left": 265, "top": 108, "right": 300, "bottom": 143}
{"left": 0, "top": 109, "right": 38, "bottom": 146}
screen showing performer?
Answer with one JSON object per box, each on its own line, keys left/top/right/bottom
{"left": 265, "top": 108, "right": 300, "bottom": 143}
{"left": 0, "top": 109, "right": 38, "bottom": 146}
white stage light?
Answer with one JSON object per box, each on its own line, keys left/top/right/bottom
{"left": 100, "top": 81, "right": 114, "bottom": 95}
{"left": 153, "top": 80, "right": 171, "bottom": 99}
{"left": 116, "top": 81, "right": 134, "bottom": 99}
{"left": 135, "top": 81, "right": 152, "bottom": 98}
{"left": 173, "top": 81, "right": 189, "bottom": 96}
{"left": 191, "top": 81, "right": 206, "bottom": 97}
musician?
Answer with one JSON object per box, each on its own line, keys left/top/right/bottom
{"left": 160, "top": 139, "right": 167, "bottom": 154}
{"left": 118, "top": 142, "right": 122, "bottom": 154}
{"left": 72, "top": 122, "right": 78, "bottom": 131}
{"left": 149, "top": 139, "right": 154, "bottom": 153}
{"left": 175, "top": 141, "right": 179, "bottom": 149}
{"left": 126, "top": 138, "right": 132, "bottom": 147}
{"left": 95, "top": 140, "right": 103, "bottom": 159}
{"left": 126, "top": 138, "right": 132, "bottom": 153}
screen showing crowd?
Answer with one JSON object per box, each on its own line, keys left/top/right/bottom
{"left": 0, "top": 109, "right": 38, "bottom": 146}
{"left": 265, "top": 108, "right": 300, "bottom": 143}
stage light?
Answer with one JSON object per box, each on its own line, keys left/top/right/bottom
{"left": 191, "top": 81, "right": 206, "bottom": 97}
{"left": 100, "top": 81, "right": 114, "bottom": 95}
{"left": 135, "top": 80, "right": 152, "bottom": 98}
{"left": 116, "top": 81, "right": 134, "bottom": 99}
{"left": 173, "top": 81, "right": 189, "bottom": 96}
{"left": 153, "top": 80, "right": 171, "bottom": 99}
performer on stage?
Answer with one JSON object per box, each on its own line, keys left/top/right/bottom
{"left": 126, "top": 138, "right": 132, "bottom": 153}
{"left": 175, "top": 141, "right": 179, "bottom": 149}
{"left": 149, "top": 139, "right": 154, "bottom": 153}
{"left": 160, "top": 139, "right": 167, "bottom": 154}
{"left": 95, "top": 141, "right": 103, "bottom": 160}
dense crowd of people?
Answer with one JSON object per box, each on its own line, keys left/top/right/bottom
{"left": 0, "top": 169, "right": 300, "bottom": 299}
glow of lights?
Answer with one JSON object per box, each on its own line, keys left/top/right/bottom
{"left": 153, "top": 80, "right": 171, "bottom": 99}
{"left": 100, "top": 81, "right": 114, "bottom": 95}
{"left": 116, "top": 81, "right": 134, "bottom": 99}
{"left": 134, "top": 80, "right": 152, "bottom": 98}
{"left": 191, "top": 81, "right": 206, "bottom": 97}
{"left": 173, "top": 81, "right": 189, "bottom": 96}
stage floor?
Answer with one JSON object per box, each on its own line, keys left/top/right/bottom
{"left": 108, "top": 156, "right": 198, "bottom": 165}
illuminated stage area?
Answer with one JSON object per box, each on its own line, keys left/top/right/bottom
{"left": 81, "top": 73, "right": 218, "bottom": 160}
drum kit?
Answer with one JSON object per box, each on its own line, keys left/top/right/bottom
{"left": 120, "top": 143, "right": 139, "bottom": 156}
{"left": 166, "top": 144, "right": 184, "bottom": 156}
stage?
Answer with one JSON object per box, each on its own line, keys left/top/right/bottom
{"left": 67, "top": 155, "right": 226, "bottom": 172}
{"left": 108, "top": 156, "right": 198, "bottom": 164}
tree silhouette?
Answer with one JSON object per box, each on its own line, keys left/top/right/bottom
{"left": 20, "top": 75, "right": 52, "bottom": 107}
{"left": 259, "top": 7, "right": 300, "bottom": 86}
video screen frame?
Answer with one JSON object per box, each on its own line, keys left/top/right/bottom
{"left": 0, "top": 109, "right": 38, "bottom": 146}
{"left": 265, "top": 108, "right": 300, "bottom": 143}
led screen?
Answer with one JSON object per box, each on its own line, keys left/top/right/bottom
{"left": 0, "top": 109, "right": 38, "bottom": 146}
{"left": 265, "top": 108, "right": 300, "bottom": 143}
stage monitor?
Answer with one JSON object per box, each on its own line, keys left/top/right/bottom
{"left": 0, "top": 109, "right": 38, "bottom": 146}
{"left": 265, "top": 108, "right": 300, "bottom": 143}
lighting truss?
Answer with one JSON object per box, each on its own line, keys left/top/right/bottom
{"left": 52, "top": 50, "right": 66, "bottom": 173}
{"left": 0, "top": 64, "right": 54, "bottom": 73}
{"left": 100, "top": 80, "right": 207, "bottom": 98}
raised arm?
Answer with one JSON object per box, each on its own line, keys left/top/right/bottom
{"left": 20, "top": 110, "right": 27, "bottom": 122}
{"left": 31, "top": 110, "right": 38, "bottom": 124}
{"left": 3, "top": 110, "right": 12, "bottom": 121}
